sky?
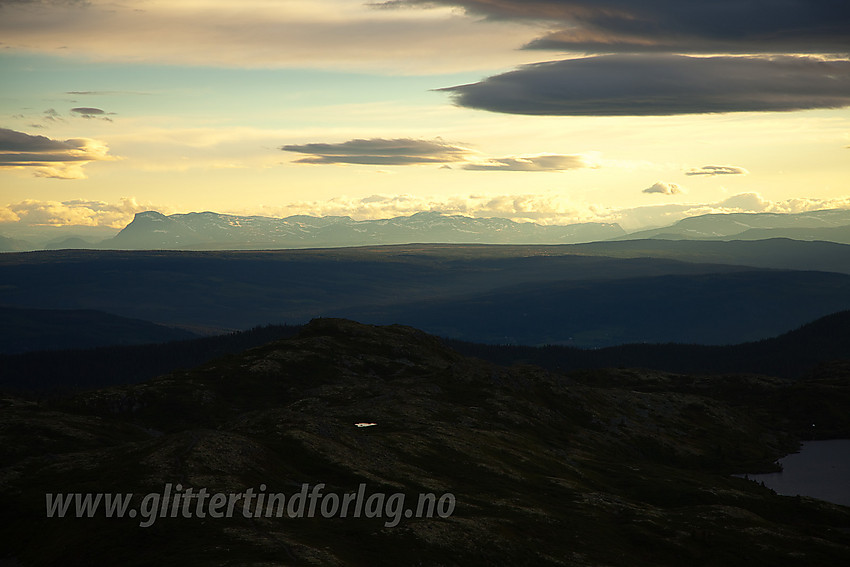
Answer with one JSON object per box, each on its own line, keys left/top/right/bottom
{"left": 1, "top": 0, "right": 849, "bottom": 232}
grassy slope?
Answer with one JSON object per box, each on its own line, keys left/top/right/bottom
{"left": 2, "top": 320, "right": 849, "bottom": 566}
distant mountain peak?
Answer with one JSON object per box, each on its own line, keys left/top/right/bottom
{"left": 407, "top": 210, "right": 448, "bottom": 218}
{"left": 135, "top": 210, "right": 169, "bottom": 220}
{"left": 617, "top": 208, "right": 850, "bottom": 242}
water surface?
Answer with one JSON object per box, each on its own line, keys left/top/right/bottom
{"left": 741, "top": 439, "right": 850, "bottom": 507}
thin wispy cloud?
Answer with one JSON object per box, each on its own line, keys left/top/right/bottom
{"left": 42, "top": 108, "right": 62, "bottom": 122}
{"left": 0, "top": 0, "right": 541, "bottom": 72}
{"left": 66, "top": 90, "right": 148, "bottom": 96}
{"left": 440, "top": 55, "right": 850, "bottom": 116}
{"left": 0, "top": 127, "right": 115, "bottom": 179}
{"left": 462, "top": 154, "right": 589, "bottom": 171}
{"left": 686, "top": 165, "right": 748, "bottom": 176}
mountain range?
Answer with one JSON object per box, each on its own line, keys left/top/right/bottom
{"left": 4, "top": 208, "right": 850, "bottom": 252}
{"left": 103, "top": 210, "right": 626, "bottom": 249}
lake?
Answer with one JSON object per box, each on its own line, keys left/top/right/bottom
{"left": 738, "top": 439, "right": 850, "bottom": 507}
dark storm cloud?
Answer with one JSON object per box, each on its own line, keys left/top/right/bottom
{"left": 686, "top": 165, "right": 748, "bottom": 176}
{"left": 462, "top": 154, "right": 588, "bottom": 171}
{"left": 382, "top": 0, "right": 850, "bottom": 55}
{"left": 439, "top": 55, "right": 850, "bottom": 116}
{"left": 281, "top": 138, "right": 472, "bottom": 165}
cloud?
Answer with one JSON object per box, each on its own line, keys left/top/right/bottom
{"left": 2, "top": 1, "right": 91, "bottom": 5}
{"left": 70, "top": 107, "right": 114, "bottom": 120}
{"left": 71, "top": 107, "right": 105, "bottom": 116}
{"left": 0, "top": 0, "right": 541, "bottom": 73}
{"left": 597, "top": 194, "right": 850, "bottom": 230}
{"left": 283, "top": 138, "right": 594, "bottom": 171}
{"left": 251, "top": 192, "right": 587, "bottom": 225}
{"left": 462, "top": 154, "right": 589, "bottom": 171}
{"left": 388, "top": 1, "right": 850, "bottom": 55}
{"left": 282, "top": 138, "right": 472, "bottom": 165}
{"left": 66, "top": 90, "right": 147, "bottom": 96}
{"left": 439, "top": 55, "right": 850, "bottom": 116}
{"left": 718, "top": 192, "right": 770, "bottom": 212}
{"left": 643, "top": 181, "right": 683, "bottom": 195}
{"left": 42, "top": 108, "right": 62, "bottom": 122}
{"left": 686, "top": 165, "right": 748, "bottom": 176}
{"left": 0, "top": 197, "right": 155, "bottom": 228}
{"left": 0, "top": 127, "right": 115, "bottom": 179}
{"left": 768, "top": 197, "right": 850, "bottom": 215}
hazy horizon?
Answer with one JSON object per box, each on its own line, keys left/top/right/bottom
{"left": 5, "top": 205, "right": 850, "bottom": 250}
